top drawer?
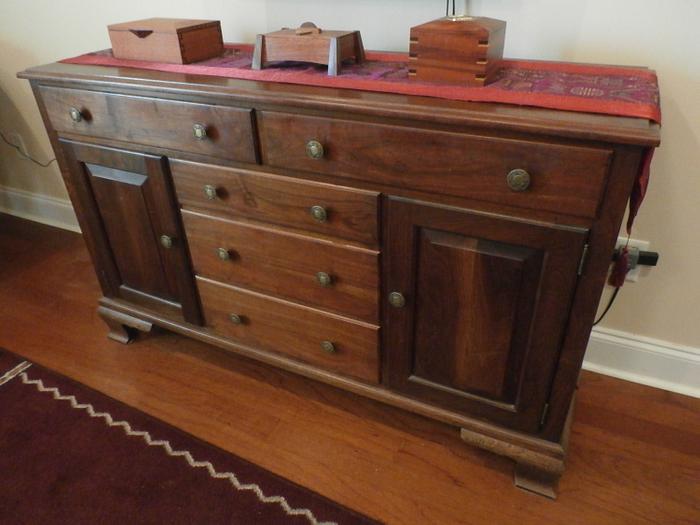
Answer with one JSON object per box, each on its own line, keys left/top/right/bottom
{"left": 258, "top": 112, "right": 613, "bottom": 219}
{"left": 39, "top": 86, "right": 258, "bottom": 164}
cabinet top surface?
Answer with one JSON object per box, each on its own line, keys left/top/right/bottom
{"left": 20, "top": 62, "right": 660, "bottom": 147}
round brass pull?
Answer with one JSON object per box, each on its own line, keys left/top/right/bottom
{"left": 306, "top": 140, "right": 324, "bottom": 160}
{"left": 203, "top": 185, "right": 218, "bottom": 200}
{"left": 160, "top": 235, "right": 173, "bottom": 249}
{"left": 69, "top": 107, "right": 83, "bottom": 123}
{"left": 388, "top": 291, "right": 406, "bottom": 308}
{"left": 316, "top": 272, "right": 333, "bottom": 287}
{"left": 217, "top": 247, "right": 231, "bottom": 261}
{"left": 310, "top": 205, "right": 328, "bottom": 223}
{"left": 320, "top": 340, "right": 336, "bottom": 354}
{"left": 193, "top": 124, "right": 208, "bottom": 140}
{"left": 507, "top": 169, "right": 531, "bottom": 192}
{"left": 229, "top": 314, "right": 243, "bottom": 325}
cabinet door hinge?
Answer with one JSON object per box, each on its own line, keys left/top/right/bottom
{"left": 539, "top": 403, "right": 550, "bottom": 428}
{"left": 577, "top": 243, "right": 590, "bottom": 276}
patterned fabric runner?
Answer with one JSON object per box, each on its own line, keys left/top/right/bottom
{"left": 62, "top": 44, "right": 661, "bottom": 124}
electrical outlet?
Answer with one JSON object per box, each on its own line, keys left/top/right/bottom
{"left": 7, "top": 131, "right": 29, "bottom": 159}
{"left": 616, "top": 236, "right": 651, "bottom": 282}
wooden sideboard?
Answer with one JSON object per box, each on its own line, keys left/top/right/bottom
{"left": 20, "top": 62, "right": 660, "bottom": 498}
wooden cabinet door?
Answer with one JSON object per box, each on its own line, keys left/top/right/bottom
{"left": 61, "top": 140, "right": 201, "bottom": 324}
{"left": 383, "top": 197, "right": 589, "bottom": 432}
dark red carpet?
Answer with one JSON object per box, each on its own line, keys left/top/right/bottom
{"left": 0, "top": 350, "right": 379, "bottom": 524}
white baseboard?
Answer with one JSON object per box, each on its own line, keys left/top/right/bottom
{"left": 0, "top": 185, "right": 80, "bottom": 233}
{"left": 584, "top": 327, "right": 700, "bottom": 398}
{"left": 1, "top": 185, "right": 697, "bottom": 398}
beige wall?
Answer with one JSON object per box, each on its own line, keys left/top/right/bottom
{"left": 1, "top": 1, "right": 698, "bottom": 350}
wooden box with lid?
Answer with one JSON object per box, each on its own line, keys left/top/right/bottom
{"left": 409, "top": 16, "right": 506, "bottom": 86}
{"left": 20, "top": 54, "right": 659, "bottom": 498}
{"left": 108, "top": 18, "right": 224, "bottom": 64}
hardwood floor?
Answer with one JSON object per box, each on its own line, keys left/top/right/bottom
{"left": 1, "top": 213, "right": 698, "bottom": 525}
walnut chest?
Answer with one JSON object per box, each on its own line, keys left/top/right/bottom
{"left": 20, "top": 59, "right": 659, "bottom": 498}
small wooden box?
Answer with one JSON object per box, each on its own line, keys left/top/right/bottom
{"left": 409, "top": 16, "right": 506, "bottom": 86}
{"left": 108, "top": 18, "right": 224, "bottom": 64}
{"left": 253, "top": 28, "right": 365, "bottom": 76}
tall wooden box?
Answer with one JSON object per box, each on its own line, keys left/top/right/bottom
{"left": 108, "top": 18, "right": 224, "bottom": 64}
{"left": 409, "top": 16, "right": 506, "bottom": 86}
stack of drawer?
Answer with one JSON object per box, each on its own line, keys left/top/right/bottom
{"left": 170, "top": 160, "right": 382, "bottom": 384}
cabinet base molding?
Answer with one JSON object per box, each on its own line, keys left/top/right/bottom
{"left": 461, "top": 394, "right": 575, "bottom": 498}
{"left": 97, "top": 306, "right": 154, "bottom": 344}
{"left": 513, "top": 463, "right": 560, "bottom": 499}
{"left": 99, "top": 296, "right": 572, "bottom": 492}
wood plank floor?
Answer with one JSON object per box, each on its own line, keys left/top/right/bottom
{"left": 1, "top": 213, "right": 698, "bottom": 525}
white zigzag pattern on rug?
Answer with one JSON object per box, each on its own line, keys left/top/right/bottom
{"left": 19, "top": 371, "right": 337, "bottom": 525}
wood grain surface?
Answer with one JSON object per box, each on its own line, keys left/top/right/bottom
{"left": 258, "top": 111, "right": 612, "bottom": 218}
{"left": 196, "top": 276, "right": 380, "bottom": 384}
{"left": 183, "top": 210, "right": 380, "bottom": 322}
{"left": 170, "top": 159, "right": 380, "bottom": 246}
{"left": 40, "top": 86, "right": 258, "bottom": 163}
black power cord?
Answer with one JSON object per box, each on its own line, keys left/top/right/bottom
{"left": 593, "top": 245, "right": 660, "bottom": 326}
{"left": 593, "top": 287, "right": 620, "bottom": 326}
{"left": 0, "top": 131, "right": 57, "bottom": 168}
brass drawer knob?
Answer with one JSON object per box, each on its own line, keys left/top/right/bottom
{"left": 229, "top": 313, "right": 243, "bottom": 325}
{"left": 320, "top": 340, "right": 336, "bottom": 353}
{"left": 388, "top": 291, "right": 406, "bottom": 308}
{"left": 507, "top": 169, "right": 531, "bottom": 192}
{"left": 316, "top": 272, "right": 333, "bottom": 287}
{"left": 217, "top": 247, "right": 231, "bottom": 261}
{"left": 203, "top": 185, "right": 218, "bottom": 200}
{"left": 306, "top": 140, "right": 324, "bottom": 160}
{"left": 69, "top": 107, "right": 83, "bottom": 123}
{"left": 310, "top": 205, "right": 328, "bottom": 223}
{"left": 193, "top": 124, "right": 208, "bottom": 140}
{"left": 160, "top": 235, "right": 173, "bottom": 249}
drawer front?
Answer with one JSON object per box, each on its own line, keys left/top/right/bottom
{"left": 183, "top": 210, "right": 379, "bottom": 323}
{"left": 39, "top": 86, "right": 257, "bottom": 163}
{"left": 171, "top": 160, "right": 379, "bottom": 245}
{"left": 198, "top": 277, "right": 380, "bottom": 383}
{"left": 258, "top": 111, "right": 613, "bottom": 218}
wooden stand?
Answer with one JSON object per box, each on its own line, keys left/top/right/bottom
{"left": 253, "top": 24, "right": 365, "bottom": 76}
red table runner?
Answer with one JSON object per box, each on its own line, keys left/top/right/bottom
{"left": 62, "top": 44, "right": 661, "bottom": 278}
{"left": 63, "top": 44, "right": 661, "bottom": 123}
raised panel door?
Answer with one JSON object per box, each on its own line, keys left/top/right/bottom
{"left": 383, "top": 197, "right": 588, "bottom": 431}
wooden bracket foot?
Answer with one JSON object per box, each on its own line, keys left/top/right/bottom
{"left": 514, "top": 462, "right": 560, "bottom": 499}
{"left": 97, "top": 305, "right": 153, "bottom": 344}
{"left": 459, "top": 395, "right": 575, "bottom": 499}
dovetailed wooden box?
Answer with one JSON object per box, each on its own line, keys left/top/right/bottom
{"left": 409, "top": 16, "right": 506, "bottom": 86}
{"left": 108, "top": 18, "right": 223, "bottom": 64}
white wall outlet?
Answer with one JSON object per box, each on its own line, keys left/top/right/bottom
{"left": 616, "top": 236, "right": 651, "bottom": 282}
{"left": 7, "top": 131, "right": 29, "bottom": 159}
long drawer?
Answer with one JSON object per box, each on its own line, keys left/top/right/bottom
{"left": 258, "top": 111, "right": 613, "bottom": 218}
{"left": 183, "top": 210, "right": 379, "bottom": 323}
{"left": 171, "top": 160, "right": 379, "bottom": 245}
{"left": 39, "top": 86, "right": 258, "bottom": 163}
{"left": 197, "top": 277, "right": 380, "bottom": 383}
